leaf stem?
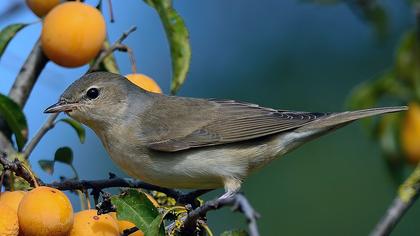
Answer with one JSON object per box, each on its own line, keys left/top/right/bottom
{"left": 22, "top": 113, "right": 59, "bottom": 160}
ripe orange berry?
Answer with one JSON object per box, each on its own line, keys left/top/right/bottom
{"left": 41, "top": 2, "right": 106, "bottom": 67}
{"left": 69, "top": 210, "right": 119, "bottom": 236}
{"left": 125, "top": 74, "right": 163, "bottom": 93}
{"left": 118, "top": 220, "right": 144, "bottom": 236}
{"left": 0, "top": 191, "right": 25, "bottom": 212}
{"left": 401, "top": 102, "right": 420, "bottom": 164}
{"left": 18, "top": 186, "right": 73, "bottom": 236}
{"left": 109, "top": 212, "right": 144, "bottom": 236}
{"left": 0, "top": 203, "right": 19, "bottom": 236}
{"left": 26, "top": 0, "right": 60, "bottom": 17}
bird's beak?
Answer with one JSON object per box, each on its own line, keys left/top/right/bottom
{"left": 44, "top": 100, "right": 78, "bottom": 113}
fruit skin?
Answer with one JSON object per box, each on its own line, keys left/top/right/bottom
{"left": 0, "top": 191, "right": 25, "bottom": 212}
{"left": 18, "top": 186, "right": 73, "bottom": 236}
{"left": 125, "top": 74, "right": 163, "bottom": 94}
{"left": 0, "top": 203, "right": 19, "bottom": 236}
{"left": 109, "top": 212, "right": 144, "bottom": 236}
{"left": 118, "top": 220, "right": 144, "bottom": 236}
{"left": 69, "top": 209, "right": 119, "bottom": 236}
{"left": 401, "top": 102, "right": 420, "bottom": 164}
{"left": 41, "top": 2, "right": 106, "bottom": 67}
{"left": 26, "top": 0, "right": 60, "bottom": 17}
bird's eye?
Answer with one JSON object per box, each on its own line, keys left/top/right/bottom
{"left": 86, "top": 88, "right": 99, "bottom": 99}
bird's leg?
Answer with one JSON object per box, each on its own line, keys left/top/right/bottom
{"left": 219, "top": 177, "right": 242, "bottom": 200}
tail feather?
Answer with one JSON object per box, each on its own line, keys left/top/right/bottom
{"left": 297, "top": 106, "right": 407, "bottom": 131}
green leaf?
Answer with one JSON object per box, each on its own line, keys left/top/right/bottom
{"left": 220, "top": 229, "right": 248, "bottom": 236}
{"left": 58, "top": 118, "right": 86, "bottom": 143}
{"left": 144, "top": 215, "right": 164, "bottom": 236}
{"left": 376, "top": 113, "right": 402, "bottom": 157}
{"left": 38, "top": 160, "right": 54, "bottom": 175}
{"left": 361, "top": 4, "right": 388, "bottom": 38}
{"left": 0, "top": 23, "right": 28, "bottom": 59}
{"left": 0, "top": 93, "right": 28, "bottom": 151}
{"left": 144, "top": 0, "right": 191, "bottom": 95}
{"left": 54, "top": 147, "right": 73, "bottom": 165}
{"left": 111, "top": 189, "right": 164, "bottom": 236}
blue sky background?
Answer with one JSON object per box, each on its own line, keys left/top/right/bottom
{"left": 0, "top": 0, "right": 418, "bottom": 235}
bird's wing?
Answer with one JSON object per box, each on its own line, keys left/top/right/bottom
{"left": 141, "top": 98, "right": 329, "bottom": 152}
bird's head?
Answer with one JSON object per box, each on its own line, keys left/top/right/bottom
{"left": 44, "top": 72, "right": 136, "bottom": 128}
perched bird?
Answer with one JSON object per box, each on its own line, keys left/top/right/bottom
{"left": 45, "top": 72, "right": 407, "bottom": 199}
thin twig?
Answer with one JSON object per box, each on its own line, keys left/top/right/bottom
{"left": 370, "top": 164, "right": 420, "bottom": 236}
{"left": 122, "top": 226, "right": 139, "bottom": 236}
{"left": 181, "top": 194, "right": 260, "bottom": 236}
{"left": 114, "top": 45, "right": 137, "bottom": 74}
{"left": 0, "top": 152, "right": 42, "bottom": 187}
{"left": 89, "top": 26, "right": 137, "bottom": 72}
{"left": 107, "top": 0, "right": 115, "bottom": 23}
{"left": 177, "top": 189, "right": 212, "bottom": 206}
{"left": 22, "top": 113, "right": 59, "bottom": 159}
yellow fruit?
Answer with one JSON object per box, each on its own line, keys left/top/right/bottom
{"left": 69, "top": 210, "right": 119, "bottom": 236}
{"left": 41, "top": 2, "right": 106, "bottom": 67}
{"left": 18, "top": 186, "right": 73, "bottom": 236}
{"left": 125, "top": 74, "right": 163, "bottom": 93}
{"left": 26, "top": 0, "right": 60, "bottom": 17}
{"left": 118, "top": 220, "right": 144, "bottom": 236}
{"left": 401, "top": 102, "right": 420, "bottom": 164}
{"left": 0, "top": 191, "right": 25, "bottom": 212}
{"left": 109, "top": 212, "right": 144, "bottom": 236}
{"left": 0, "top": 203, "right": 19, "bottom": 236}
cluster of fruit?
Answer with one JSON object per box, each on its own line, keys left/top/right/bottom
{"left": 0, "top": 186, "right": 144, "bottom": 236}
{"left": 27, "top": 0, "right": 162, "bottom": 93}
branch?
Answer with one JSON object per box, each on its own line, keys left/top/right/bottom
{"left": 89, "top": 26, "right": 137, "bottom": 72}
{"left": 0, "top": 38, "right": 48, "bottom": 152}
{"left": 47, "top": 176, "right": 212, "bottom": 209}
{"left": 22, "top": 113, "right": 59, "bottom": 159}
{"left": 370, "top": 164, "right": 420, "bottom": 236}
{"left": 47, "top": 177, "right": 180, "bottom": 200}
{"left": 181, "top": 194, "right": 260, "bottom": 236}
{"left": 8, "top": 38, "right": 49, "bottom": 107}
{"left": 0, "top": 152, "right": 41, "bottom": 187}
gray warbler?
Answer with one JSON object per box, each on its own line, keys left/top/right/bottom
{"left": 45, "top": 72, "right": 407, "bottom": 199}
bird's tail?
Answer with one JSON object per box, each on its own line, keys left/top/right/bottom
{"left": 297, "top": 106, "right": 408, "bottom": 131}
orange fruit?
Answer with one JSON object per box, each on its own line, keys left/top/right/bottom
{"left": 26, "top": 0, "right": 60, "bottom": 17}
{"left": 41, "top": 2, "right": 106, "bottom": 67}
{"left": 69, "top": 209, "right": 119, "bottom": 236}
{"left": 109, "top": 212, "right": 144, "bottom": 236}
{"left": 401, "top": 102, "right": 420, "bottom": 164}
{"left": 125, "top": 74, "right": 163, "bottom": 93}
{"left": 118, "top": 220, "right": 144, "bottom": 236}
{"left": 0, "top": 191, "right": 25, "bottom": 212}
{"left": 0, "top": 203, "right": 19, "bottom": 236}
{"left": 18, "top": 186, "right": 73, "bottom": 236}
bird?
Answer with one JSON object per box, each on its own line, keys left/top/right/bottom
{"left": 44, "top": 72, "right": 407, "bottom": 199}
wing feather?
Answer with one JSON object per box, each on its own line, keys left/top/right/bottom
{"left": 145, "top": 99, "right": 329, "bottom": 152}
